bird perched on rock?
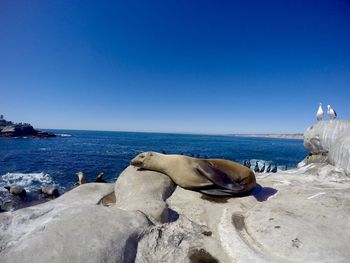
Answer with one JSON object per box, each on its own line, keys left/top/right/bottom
{"left": 5, "top": 186, "right": 27, "bottom": 197}
{"left": 316, "top": 103, "right": 324, "bottom": 121}
{"left": 266, "top": 163, "right": 271, "bottom": 173}
{"left": 95, "top": 172, "right": 106, "bottom": 183}
{"left": 254, "top": 161, "right": 260, "bottom": 173}
{"left": 75, "top": 171, "right": 86, "bottom": 185}
{"left": 327, "top": 105, "right": 337, "bottom": 119}
{"left": 271, "top": 164, "right": 277, "bottom": 173}
{"left": 247, "top": 160, "right": 251, "bottom": 169}
{"left": 259, "top": 163, "right": 265, "bottom": 173}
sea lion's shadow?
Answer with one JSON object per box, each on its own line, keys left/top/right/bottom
{"left": 251, "top": 184, "right": 278, "bottom": 202}
{"left": 200, "top": 184, "right": 277, "bottom": 203}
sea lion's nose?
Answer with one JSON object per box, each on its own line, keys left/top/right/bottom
{"left": 130, "top": 158, "right": 141, "bottom": 166}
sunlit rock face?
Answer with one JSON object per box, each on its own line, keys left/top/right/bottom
{"left": 304, "top": 120, "right": 350, "bottom": 175}
{"left": 329, "top": 132, "right": 350, "bottom": 175}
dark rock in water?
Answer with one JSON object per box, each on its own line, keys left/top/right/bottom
{"left": 0, "top": 116, "right": 56, "bottom": 138}
{"left": 5, "top": 186, "right": 27, "bottom": 197}
{"left": 39, "top": 186, "right": 60, "bottom": 198}
{"left": 0, "top": 188, "right": 53, "bottom": 212}
{"left": 0, "top": 200, "right": 15, "bottom": 211}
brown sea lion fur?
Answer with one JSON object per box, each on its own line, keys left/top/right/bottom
{"left": 130, "top": 152, "right": 256, "bottom": 196}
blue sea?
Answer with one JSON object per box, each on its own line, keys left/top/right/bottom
{"left": 0, "top": 130, "right": 307, "bottom": 194}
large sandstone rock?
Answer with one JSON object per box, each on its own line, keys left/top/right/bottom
{"left": 304, "top": 120, "right": 350, "bottom": 154}
{"left": 304, "top": 120, "right": 350, "bottom": 175}
{"left": 138, "top": 165, "right": 350, "bottom": 263}
{"left": 0, "top": 183, "right": 150, "bottom": 263}
{"left": 2, "top": 158, "right": 350, "bottom": 262}
{"left": 136, "top": 215, "right": 223, "bottom": 263}
{"left": 114, "top": 165, "right": 176, "bottom": 224}
{"left": 329, "top": 132, "right": 350, "bottom": 175}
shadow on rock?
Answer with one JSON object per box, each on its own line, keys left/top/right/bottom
{"left": 251, "top": 184, "right": 278, "bottom": 202}
{"left": 188, "top": 248, "right": 219, "bottom": 263}
{"left": 166, "top": 208, "right": 180, "bottom": 222}
{"left": 200, "top": 194, "right": 230, "bottom": 203}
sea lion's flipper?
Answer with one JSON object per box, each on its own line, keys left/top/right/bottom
{"left": 196, "top": 164, "right": 244, "bottom": 192}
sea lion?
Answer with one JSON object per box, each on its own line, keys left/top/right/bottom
{"left": 95, "top": 172, "right": 106, "bottom": 183}
{"left": 75, "top": 171, "right": 87, "bottom": 185}
{"left": 4, "top": 186, "right": 27, "bottom": 197}
{"left": 39, "top": 186, "right": 60, "bottom": 197}
{"left": 130, "top": 152, "right": 256, "bottom": 196}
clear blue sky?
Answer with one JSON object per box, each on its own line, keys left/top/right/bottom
{"left": 1, "top": 0, "right": 349, "bottom": 134}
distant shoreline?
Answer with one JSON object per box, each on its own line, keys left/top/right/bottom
{"left": 231, "top": 133, "right": 304, "bottom": 140}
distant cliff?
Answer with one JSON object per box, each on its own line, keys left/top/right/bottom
{"left": 0, "top": 118, "right": 55, "bottom": 138}
{"left": 232, "top": 133, "right": 304, "bottom": 139}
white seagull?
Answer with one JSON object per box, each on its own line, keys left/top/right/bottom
{"left": 316, "top": 103, "right": 323, "bottom": 121}
{"left": 327, "top": 105, "right": 337, "bottom": 119}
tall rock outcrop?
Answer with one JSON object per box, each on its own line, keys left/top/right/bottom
{"left": 304, "top": 119, "right": 350, "bottom": 175}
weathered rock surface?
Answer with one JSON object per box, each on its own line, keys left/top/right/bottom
{"left": 304, "top": 120, "right": 350, "bottom": 175}
{"left": 304, "top": 120, "right": 350, "bottom": 154}
{"left": 114, "top": 165, "right": 176, "bottom": 224}
{"left": 1, "top": 164, "right": 350, "bottom": 263}
{"left": 329, "top": 132, "right": 350, "bottom": 175}
{"left": 0, "top": 183, "right": 150, "bottom": 263}
{"left": 136, "top": 163, "right": 350, "bottom": 263}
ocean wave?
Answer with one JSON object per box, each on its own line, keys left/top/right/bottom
{"left": 58, "top": 134, "right": 72, "bottom": 137}
{"left": 0, "top": 172, "right": 57, "bottom": 192}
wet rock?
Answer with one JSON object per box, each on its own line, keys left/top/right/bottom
{"left": 39, "top": 186, "right": 60, "bottom": 197}
{"left": 4, "top": 186, "right": 27, "bottom": 197}
{"left": 0, "top": 200, "right": 15, "bottom": 211}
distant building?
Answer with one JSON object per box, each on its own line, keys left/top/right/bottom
{"left": 0, "top": 115, "right": 3, "bottom": 120}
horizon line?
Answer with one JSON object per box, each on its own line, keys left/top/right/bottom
{"left": 40, "top": 127, "right": 305, "bottom": 137}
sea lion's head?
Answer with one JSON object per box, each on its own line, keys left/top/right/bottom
{"left": 131, "top": 151, "right": 161, "bottom": 170}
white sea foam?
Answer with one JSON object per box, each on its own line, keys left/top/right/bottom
{"left": 0, "top": 172, "right": 55, "bottom": 192}
{"left": 58, "top": 134, "right": 72, "bottom": 137}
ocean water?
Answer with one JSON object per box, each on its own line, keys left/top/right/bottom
{"left": 0, "top": 130, "right": 307, "bottom": 193}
